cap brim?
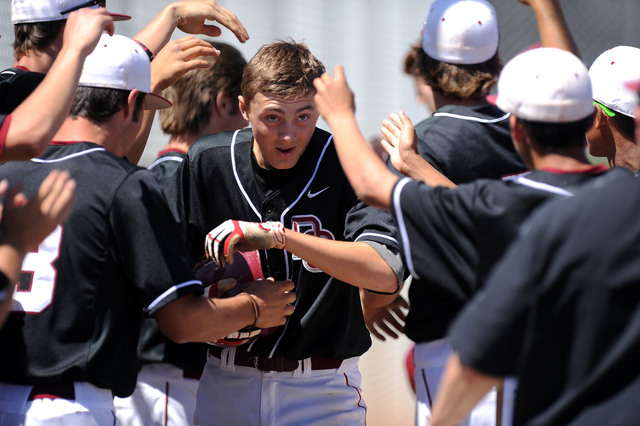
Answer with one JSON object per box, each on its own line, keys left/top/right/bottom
{"left": 625, "top": 80, "right": 640, "bottom": 94}
{"left": 108, "top": 12, "right": 131, "bottom": 21}
{"left": 145, "top": 93, "right": 172, "bottom": 110}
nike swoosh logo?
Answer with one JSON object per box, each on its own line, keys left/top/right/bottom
{"left": 307, "top": 187, "right": 330, "bottom": 198}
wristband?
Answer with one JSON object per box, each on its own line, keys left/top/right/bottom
{"left": 241, "top": 293, "right": 261, "bottom": 328}
{"left": 133, "top": 39, "right": 155, "bottom": 62}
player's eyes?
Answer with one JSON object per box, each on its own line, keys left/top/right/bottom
{"left": 298, "top": 114, "right": 310, "bottom": 122}
{"left": 264, "top": 115, "right": 279, "bottom": 122}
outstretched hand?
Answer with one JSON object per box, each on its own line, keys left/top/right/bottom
{"left": 362, "top": 293, "right": 408, "bottom": 341}
{"left": 151, "top": 36, "right": 219, "bottom": 92}
{"left": 313, "top": 65, "right": 356, "bottom": 124}
{"left": 169, "top": 0, "right": 249, "bottom": 42}
{"left": 380, "top": 111, "right": 420, "bottom": 177}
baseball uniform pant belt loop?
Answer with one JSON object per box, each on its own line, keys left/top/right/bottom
{"left": 27, "top": 382, "right": 75, "bottom": 401}
{"left": 208, "top": 347, "right": 342, "bottom": 372}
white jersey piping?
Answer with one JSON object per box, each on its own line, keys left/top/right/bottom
{"left": 433, "top": 111, "right": 510, "bottom": 124}
{"left": 146, "top": 279, "right": 202, "bottom": 312}
{"left": 31, "top": 147, "right": 106, "bottom": 163}
{"left": 148, "top": 156, "right": 184, "bottom": 170}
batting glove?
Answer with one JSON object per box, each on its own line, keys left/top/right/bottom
{"left": 205, "top": 220, "right": 286, "bottom": 266}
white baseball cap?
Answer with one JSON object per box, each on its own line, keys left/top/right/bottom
{"left": 12, "top": 0, "right": 130, "bottom": 24}
{"left": 421, "top": 0, "right": 499, "bottom": 65}
{"left": 589, "top": 46, "right": 640, "bottom": 118}
{"left": 79, "top": 34, "right": 172, "bottom": 110}
{"left": 495, "top": 48, "right": 594, "bottom": 123}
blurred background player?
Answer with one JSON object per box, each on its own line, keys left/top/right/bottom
{"left": 400, "top": 0, "right": 526, "bottom": 185}
{"left": 2, "top": 0, "right": 130, "bottom": 113}
{"left": 165, "top": 40, "right": 404, "bottom": 425}
{"left": 0, "top": 33, "right": 294, "bottom": 424}
{"left": 586, "top": 46, "right": 640, "bottom": 173}
{"left": 148, "top": 40, "right": 248, "bottom": 183}
{"left": 114, "top": 40, "right": 248, "bottom": 426}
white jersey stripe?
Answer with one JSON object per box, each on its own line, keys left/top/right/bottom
{"left": 433, "top": 111, "right": 510, "bottom": 124}
{"left": 31, "top": 147, "right": 106, "bottom": 163}
{"left": 147, "top": 156, "right": 184, "bottom": 170}
{"left": 505, "top": 175, "right": 574, "bottom": 196}
{"left": 231, "top": 129, "right": 262, "bottom": 221}
{"left": 393, "top": 178, "right": 420, "bottom": 280}
{"left": 356, "top": 232, "right": 399, "bottom": 246}
{"left": 146, "top": 279, "right": 202, "bottom": 312}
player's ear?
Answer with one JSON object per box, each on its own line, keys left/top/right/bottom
{"left": 238, "top": 95, "right": 250, "bottom": 121}
{"left": 123, "top": 89, "right": 141, "bottom": 120}
{"left": 216, "top": 91, "right": 233, "bottom": 117}
{"left": 592, "top": 107, "right": 606, "bottom": 129}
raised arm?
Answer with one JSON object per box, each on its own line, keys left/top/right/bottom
{"left": 3, "top": 9, "right": 114, "bottom": 161}
{"left": 518, "top": 0, "right": 580, "bottom": 56}
{"left": 313, "top": 65, "right": 400, "bottom": 209}
{"left": 133, "top": 0, "right": 248, "bottom": 57}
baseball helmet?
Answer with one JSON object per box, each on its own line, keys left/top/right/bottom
{"left": 193, "top": 251, "right": 277, "bottom": 347}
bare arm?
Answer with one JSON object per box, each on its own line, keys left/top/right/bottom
{"left": 127, "top": 37, "right": 218, "bottom": 164}
{"left": 285, "top": 231, "right": 399, "bottom": 293}
{"left": 518, "top": 0, "right": 580, "bottom": 56}
{"left": 154, "top": 278, "right": 295, "bottom": 343}
{"left": 430, "top": 352, "right": 502, "bottom": 426}
{"left": 3, "top": 9, "right": 114, "bottom": 161}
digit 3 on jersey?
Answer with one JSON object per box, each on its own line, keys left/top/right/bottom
{"left": 193, "top": 251, "right": 276, "bottom": 347}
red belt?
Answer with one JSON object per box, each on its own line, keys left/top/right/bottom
{"left": 208, "top": 347, "right": 342, "bottom": 372}
{"left": 28, "top": 382, "right": 75, "bottom": 401}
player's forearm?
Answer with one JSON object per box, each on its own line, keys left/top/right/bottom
{"left": 430, "top": 352, "right": 501, "bottom": 426}
{"left": 528, "top": 0, "right": 580, "bottom": 57}
{"left": 326, "top": 114, "right": 398, "bottom": 210}
{"left": 285, "top": 231, "right": 399, "bottom": 292}
{"left": 133, "top": 4, "right": 179, "bottom": 57}
{"left": 401, "top": 154, "right": 457, "bottom": 188}
{"left": 5, "top": 47, "right": 84, "bottom": 160}
{"left": 155, "top": 293, "right": 257, "bottom": 344}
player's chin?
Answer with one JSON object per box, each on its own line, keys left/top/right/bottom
{"left": 270, "top": 150, "right": 302, "bottom": 169}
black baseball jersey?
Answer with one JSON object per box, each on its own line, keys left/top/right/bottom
{"left": 165, "top": 127, "right": 401, "bottom": 360}
{"left": 142, "top": 147, "right": 206, "bottom": 374}
{"left": 0, "top": 67, "right": 45, "bottom": 114}
{"left": 450, "top": 174, "right": 640, "bottom": 425}
{"left": 392, "top": 166, "right": 631, "bottom": 343}
{"left": 148, "top": 148, "right": 187, "bottom": 185}
{"left": 0, "top": 142, "right": 203, "bottom": 397}
{"left": 413, "top": 103, "right": 526, "bottom": 184}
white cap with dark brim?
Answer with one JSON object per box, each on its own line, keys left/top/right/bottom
{"left": 12, "top": 0, "right": 131, "bottom": 24}
{"left": 78, "top": 34, "right": 172, "bottom": 110}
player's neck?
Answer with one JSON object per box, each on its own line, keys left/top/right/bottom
{"left": 532, "top": 148, "right": 595, "bottom": 173}
{"left": 13, "top": 48, "right": 57, "bottom": 74}
{"left": 433, "top": 91, "right": 486, "bottom": 109}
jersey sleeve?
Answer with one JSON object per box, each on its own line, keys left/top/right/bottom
{"left": 110, "top": 169, "right": 202, "bottom": 315}
{"left": 391, "top": 177, "right": 486, "bottom": 300}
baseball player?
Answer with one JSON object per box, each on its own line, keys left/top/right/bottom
{"left": 1, "top": 0, "right": 130, "bottom": 114}
{"left": 0, "top": 33, "right": 295, "bottom": 424}
{"left": 148, "top": 40, "right": 248, "bottom": 183}
{"left": 0, "top": 8, "right": 114, "bottom": 161}
{"left": 114, "top": 40, "right": 249, "bottom": 426}
{"left": 432, "top": 171, "right": 640, "bottom": 425}
{"left": 401, "top": 0, "right": 526, "bottom": 186}
{"left": 4, "top": 0, "right": 249, "bottom": 165}
{"left": 586, "top": 46, "right": 640, "bottom": 172}
{"left": 313, "top": 46, "right": 632, "bottom": 426}
{"left": 164, "top": 40, "right": 404, "bottom": 425}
